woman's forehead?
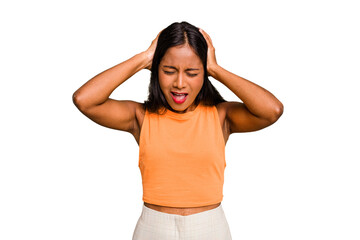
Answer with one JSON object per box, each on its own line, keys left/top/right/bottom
{"left": 160, "top": 45, "right": 203, "bottom": 67}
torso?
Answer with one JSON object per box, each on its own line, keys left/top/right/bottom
{"left": 144, "top": 202, "right": 221, "bottom": 216}
{"left": 133, "top": 102, "right": 230, "bottom": 215}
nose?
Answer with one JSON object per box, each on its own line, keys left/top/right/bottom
{"left": 173, "top": 73, "right": 186, "bottom": 89}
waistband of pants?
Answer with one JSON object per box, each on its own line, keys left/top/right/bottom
{"left": 140, "top": 203, "right": 224, "bottom": 226}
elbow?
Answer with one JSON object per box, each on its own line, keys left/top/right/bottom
{"left": 72, "top": 90, "right": 80, "bottom": 107}
{"left": 275, "top": 101, "right": 284, "bottom": 118}
{"left": 266, "top": 101, "right": 284, "bottom": 124}
{"left": 72, "top": 90, "right": 87, "bottom": 112}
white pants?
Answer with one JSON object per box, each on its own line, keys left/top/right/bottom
{"left": 132, "top": 203, "right": 232, "bottom": 240}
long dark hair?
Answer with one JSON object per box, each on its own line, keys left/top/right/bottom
{"left": 144, "top": 21, "right": 226, "bottom": 113}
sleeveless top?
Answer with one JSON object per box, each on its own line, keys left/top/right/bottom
{"left": 138, "top": 103, "right": 226, "bottom": 207}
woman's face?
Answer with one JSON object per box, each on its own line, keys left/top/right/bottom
{"left": 158, "top": 44, "right": 204, "bottom": 113}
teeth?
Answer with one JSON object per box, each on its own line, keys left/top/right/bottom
{"left": 175, "top": 95, "right": 185, "bottom": 100}
{"left": 173, "top": 93, "right": 186, "bottom": 96}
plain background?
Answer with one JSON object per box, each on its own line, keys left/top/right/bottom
{"left": 1, "top": 0, "right": 359, "bottom": 239}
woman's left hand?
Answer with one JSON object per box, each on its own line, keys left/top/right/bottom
{"left": 199, "top": 28, "right": 218, "bottom": 77}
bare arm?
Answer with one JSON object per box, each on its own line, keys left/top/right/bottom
{"left": 72, "top": 31, "right": 160, "bottom": 134}
{"left": 200, "top": 29, "right": 283, "bottom": 133}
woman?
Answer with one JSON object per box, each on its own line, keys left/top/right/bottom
{"left": 73, "top": 21, "right": 283, "bottom": 240}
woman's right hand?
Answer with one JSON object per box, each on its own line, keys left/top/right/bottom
{"left": 73, "top": 30, "right": 163, "bottom": 140}
{"left": 144, "top": 30, "right": 162, "bottom": 70}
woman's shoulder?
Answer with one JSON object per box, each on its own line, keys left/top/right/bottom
{"left": 215, "top": 101, "right": 241, "bottom": 113}
{"left": 125, "top": 101, "right": 145, "bottom": 145}
{"left": 132, "top": 101, "right": 146, "bottom": 121}
{"left": 214, "top": 102, "right": 231, "bottom": 144}
{"left": 215, "top": 101, "right": 229, "bottom": 115}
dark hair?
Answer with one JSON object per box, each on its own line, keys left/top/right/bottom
{"left": 144, "top": 21, "right": 226, "bottom": 113}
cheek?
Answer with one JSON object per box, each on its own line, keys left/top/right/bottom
{"left": 158, "top": 75, "right": 174, "bottom": 98}
{"left": 158, "top": 74, "right": 168, "bottom": 90}
{"left": 193, "top": 77, "right": 204, "bottom": 91}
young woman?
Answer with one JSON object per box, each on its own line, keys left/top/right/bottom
{"left": 73, "top": 21, "right": 283, "bottom": 240}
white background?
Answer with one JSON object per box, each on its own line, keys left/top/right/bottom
{"left": 1, "top": 0, "right": 359, "bottom": 239}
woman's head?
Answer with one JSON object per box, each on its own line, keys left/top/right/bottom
{"left": 144, "top": 21, "right": 225, "bottom": 113}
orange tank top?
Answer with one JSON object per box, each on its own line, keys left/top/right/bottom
{"left": 138, "top": 103, "right": 226, "bottom": 207}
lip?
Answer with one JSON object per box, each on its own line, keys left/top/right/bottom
{"left": 171, "top": 92, "right": 188, "bottom": 104}
{"left": 171, "top": 91, "right": 188, "bottom": 95}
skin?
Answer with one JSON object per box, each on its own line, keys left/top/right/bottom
{"left": 73, "top": 28, "right": 283, "bottom": 215}
{"left": 158, "top": 44, "right": 204, "bottom": 113}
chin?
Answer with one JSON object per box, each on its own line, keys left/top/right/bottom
{"left": 170, "top": 102, "right": 196, "bottom": 113}
{"left": 169, "top": 105, "right": 188, "bottom": 113}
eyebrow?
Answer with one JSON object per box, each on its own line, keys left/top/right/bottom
{"left": 163, "top": 65, "right": 200, "bottom": 71}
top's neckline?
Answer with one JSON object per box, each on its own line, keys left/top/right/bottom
{"left": 162, "top": 103, "right": 203, "bottom": 120}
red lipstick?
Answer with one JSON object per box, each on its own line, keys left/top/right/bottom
{"left": 171, "top": 92, "right": 188, "bottom": 104}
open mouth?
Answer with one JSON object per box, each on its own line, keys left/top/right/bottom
{"left": 171, "top": 92, "right": 188, "bottom": 104}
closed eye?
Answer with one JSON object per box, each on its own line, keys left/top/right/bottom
{"left": 187, "top": 73, "right": 198, "bottom": 77}
{"left": 163, "top": 70, "right": 198, "bottom": 77}
{"left": 164, "top": 71, "right": 175, "bottom": 75}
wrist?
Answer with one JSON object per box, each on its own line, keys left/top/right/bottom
{"left": 208, "top": 64, "right": 221, "bottom": 79}
{"left": 136, "top": 51, "right": 152, "bottom": 70}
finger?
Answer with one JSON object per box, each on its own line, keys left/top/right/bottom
{"left": 149, "top": 29, "right": 164, "bottom": 49}
{"left": 199, "top": 28, "right": 213, "bottom": 46}
{"left": 151, "top": 28, "right": 164, "bottom": 44}
{"left": 156, "top": 28, "right": 164, "bottom": 39}
{"left": 199, "top": 28, "right": 208, "bottom": 40}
